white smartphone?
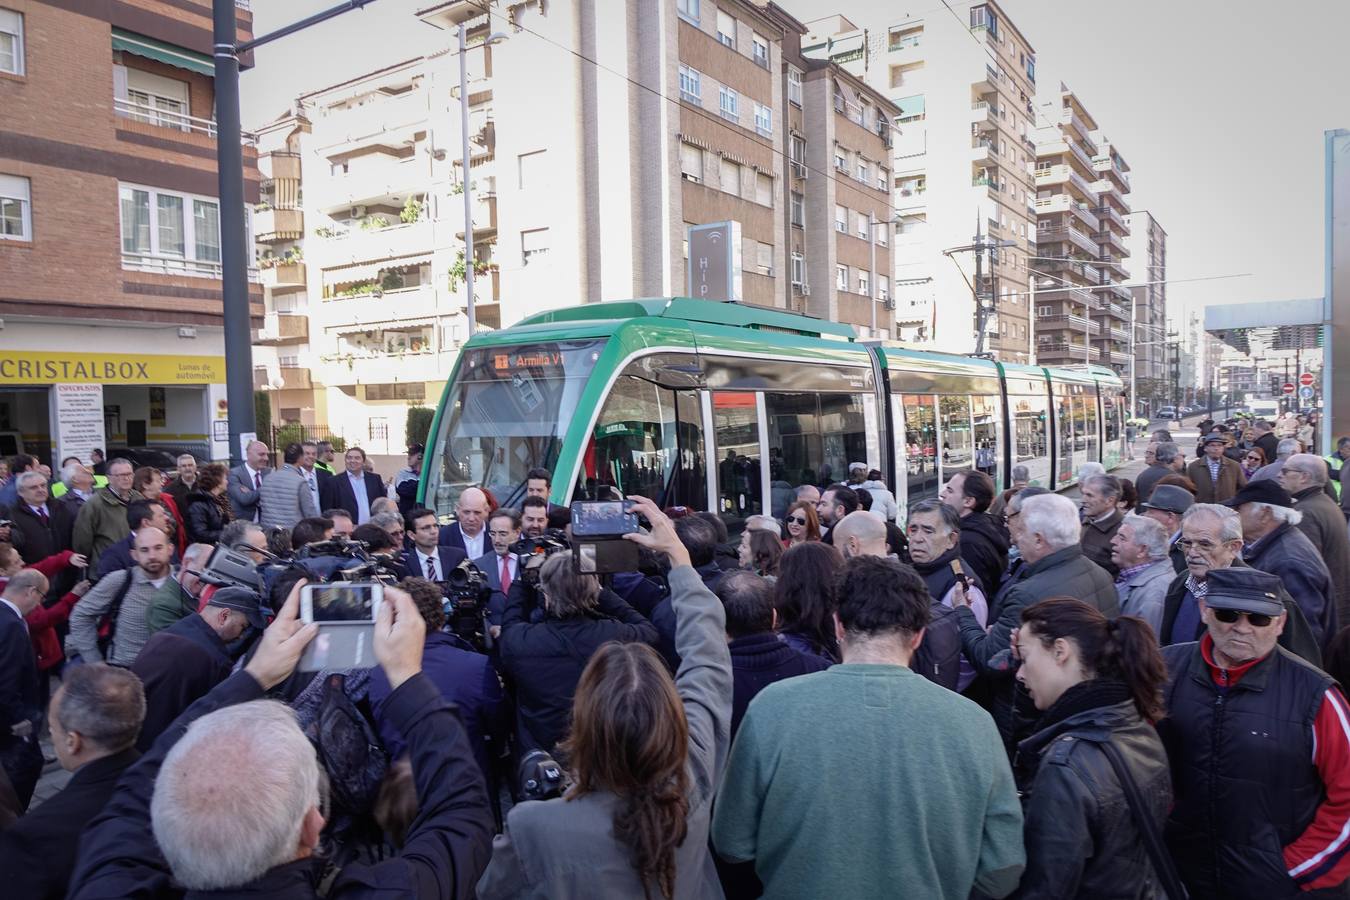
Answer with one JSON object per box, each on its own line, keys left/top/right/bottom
{"left": 300, "top": 582, "right": 383, "bottom": 625}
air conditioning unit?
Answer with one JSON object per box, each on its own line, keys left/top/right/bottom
{"left": 681, "top": 172, "right": 702, "bottom": 184}
{"left": 801, "top": 284, "right": 811, "bottom": 296}
{"left": 349, "top": 206, "right": 366, "bottom": 218}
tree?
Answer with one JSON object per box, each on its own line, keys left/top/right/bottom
{"left": 406, "top": 405, "right": 435, "bottom": 450}
{"left": 253, "top": 391, "right": 271, "bottom": 447}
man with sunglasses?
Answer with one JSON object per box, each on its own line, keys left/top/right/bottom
{"left": 1158, "top": 566, "right": 1350, "bottom": 899}
{"left": 1157, "top": 504, "right": 1321, "bottom": 665}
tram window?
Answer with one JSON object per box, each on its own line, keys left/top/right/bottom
{"left": 940, "top": 395, "right": 973, "bottom": 475}
{"left": 712, "top": 392, "right": 762, "bottom": 521}
{"left": 1056, "top": 388, "right": 1073, "bottom": 482}
{"left": 1012, "top": 394, "right": 1051, "bottom": 488}
{"left": 902, "top": 394, "right": 939, "bottom": 504}
{"left": 581, "top": 375, "right": 706, "bottom": 508}
{"left": 1073, "top": 392, "right": 1089, "bottom": 452}
{"left": 971, "top": 394, "right": 1000, "bottom": 483}
{"left": 1083, "top": 394, "right": 1099, "bottom": 461}
{"left": 819, "top": 393, "right": 868, "bottom": 486}
{"left": 766, "top": 392, "right": 825, "bottom": 492}
{"left": 1103, "top": 393, "right": 1120, "bottom": 443}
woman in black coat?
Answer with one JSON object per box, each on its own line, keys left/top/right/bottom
{"left": 183, "top": 463, "right": 231, "bottom": 546}
{"left": 1010, "top": 596, "right": 1173, "bottom": 899}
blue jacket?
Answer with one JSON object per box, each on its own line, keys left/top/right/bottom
{"left": 728, "top": 632, "right": 830, "bottom": 738}
{"left": 368, "top": 631, "right": 509, "bottom": 778}
{"left": 1243, "top": 521, "right": 1337, "bottom": 650}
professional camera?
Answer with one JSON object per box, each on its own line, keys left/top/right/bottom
{"left": 517, "top": 749, "right": 568, "bottom": 802}
{"left": 296, "top": 537, "right": 403, "bottom": 586}
{"left": 194, "top": 543, "right": 267, "bottom": 593}
{"left": 509, "top": 529, "right": 570, "bottom": 587}
{"left": 441, "top": 559, "right": 492, "bottom": 649}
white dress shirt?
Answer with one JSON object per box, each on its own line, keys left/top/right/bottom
{"left": 462, "top": 529, "right": 485, "bottom": 559}
{"left": 348, "top": 472, "right": 371, "bottom": 524}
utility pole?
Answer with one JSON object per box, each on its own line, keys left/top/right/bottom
{"left": 946, "top": 224, "right": 1014, "bottom": 357}
{"left": 868, "top": 211, "right": 877, "bottom": 336}
{"left": 214, "top": 0, "right": 376, "bottom": 465}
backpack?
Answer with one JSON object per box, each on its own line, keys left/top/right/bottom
{"left": 304, "top": 673, "right": 391, "bottom": 816}
{"left": 95, "top": 569, "right": 136, "bottom": 659}
{"left": 910, "top": 601, "right": 962, "bottom": 691}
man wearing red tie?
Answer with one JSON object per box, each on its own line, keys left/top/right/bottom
{"left": 477, "top": 508, "right": 521, "bottom": 639}
{"left": 402, "top": 508, "right": 468, "bottom": 587}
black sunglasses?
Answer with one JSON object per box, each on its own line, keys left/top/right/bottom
{"left": 787, "top": 516, "right": 808, "bottom": 525}
{"left": 1213, "top": 608, "right": 1276, "bottom": 627}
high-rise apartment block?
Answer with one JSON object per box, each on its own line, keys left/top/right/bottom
{"left": 1033, "top": 86, "right": 1132, "bottom": 375}
{"left": 1, "top": 0, "right": 260, "bottom": 464}
{"left": 1126, "top": 211, "right": 1167, "bottom": 414}
{"left": 803, "top": 2, "right": 1038, "bottom": 360}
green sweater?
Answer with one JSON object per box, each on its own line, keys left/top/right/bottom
{"left": 712, "top": 663, "right": 1025, "bottom": 900}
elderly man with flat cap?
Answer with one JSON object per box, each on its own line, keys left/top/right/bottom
{"left": 1136, "top": 484, "right": 1194, "bottom": 573}
{"left": 1186, "top": 432, "right": 1247, "bottom": 503}
{"left": 1158, "top": 566, "right": 1350, "bottom": 899}
{"left": 1227, "top": 480, "right": 1336, "bottom": 651}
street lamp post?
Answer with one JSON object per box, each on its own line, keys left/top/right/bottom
{"left": 458, "top": 25, "right": 508, "bottom": 337}
{"left": 213, "top": 0, "right": 376, "bottom": 465}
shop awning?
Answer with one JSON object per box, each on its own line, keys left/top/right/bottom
{"left": 112, "top": 29, "right": 214, "bottom": 77}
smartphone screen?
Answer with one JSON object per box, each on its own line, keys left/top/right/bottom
{"left": 570, "top": 501, "right": 638, "bottom": 537}
{"left": 302, "top": 584, "right": 381, "bottom": 624}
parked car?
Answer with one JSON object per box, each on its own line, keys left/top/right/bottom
{"left": 1156, "top": 406, "right": 1178, "bottom": 420}
{"left": 103, "top": 447, "right": 185, "bottom": 473}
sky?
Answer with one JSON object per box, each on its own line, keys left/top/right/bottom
{"left": 240, "top": 0, "right": 1350, "bottom": 329}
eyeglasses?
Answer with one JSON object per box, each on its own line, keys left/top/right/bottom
{"left": 1002, "top": 511, "right": 1021, "bottom": 526}
{"left": 787, "top": 516, "right": 807, "bottom": 525}
{"left": 1212, "top": 608, "right": 1277, "bottom": 628}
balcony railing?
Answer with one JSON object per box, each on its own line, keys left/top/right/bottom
{"left": 1038, "top": 314, "right": 1101, "bottom": 336}
{"left": 123, "top": 252, "right": 260, "bottom": 281}
{"left": 1038, "top": 341, "right": 1099, "bottom": 360}
{"left": 114, "top": 98, "right": 257, "bottom": 145}
{"left": 235, "top": 0, "right": 251, "bottom": 9}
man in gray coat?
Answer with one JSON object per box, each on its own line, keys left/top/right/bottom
{"left": 226, "top": 441, "right": 270, "bottom": 522}
{"left": 1281, "top": 453, "right": 1350, "bottom": 630}
{"left": 1109, "top": 514, "right": 1175, "bottom": 635}
{"left": 257, "top": 443, "right": 319, "bottom": 532}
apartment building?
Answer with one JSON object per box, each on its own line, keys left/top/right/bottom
{"left": 766, "top": 8, "right": 896, "bottom": 334}
{"left": 1033, "top": 87, "right": 1133, "bottom": 375}
{"left": 803, "top": 2, "right": 1038, "bottom": 359}
{"left": 1, "top": 0, "right": 261, "bottom": 465}
{"left": 1126, "top": 210, "right": 1167, "bottom": 414}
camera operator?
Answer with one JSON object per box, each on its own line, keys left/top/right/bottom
{"left": 369, "top": 577, "right": 509, "bottom": 779}
{"left": 403, "top": 507, "right": 469, "bottom": 582}
{"left": 353, "top": 524, "right": 408, "bottom": 580}
{"left": 497, "top": 543, "right": 660, "bottom": 757}
{"left": 477, "top": 496, "right": 732, "bottom": 899}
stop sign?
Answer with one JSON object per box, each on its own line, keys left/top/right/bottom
{"left": 1300, "top": 372, "right": 1315, "bottom": 387}
{"left": 1283, "top": 383, "right": 1296, "bottom": 395}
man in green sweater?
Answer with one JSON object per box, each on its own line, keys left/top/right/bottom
{"left": 712, "top": 556, "right": 1026, "bottom": 900}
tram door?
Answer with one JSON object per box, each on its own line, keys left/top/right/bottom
{"left": 705, "top": 391, "right": 766, "bottom": 525}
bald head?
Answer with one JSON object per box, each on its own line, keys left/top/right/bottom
{"left": 133, "top": 526, "right": 174, "bottom": 578}
{"left": 3, "top": 569, "right": 48, "bottom": 614}
{"left": 456, "top": 487, "right": 489, "bottom": 538}
{"left": 832, "top": 511, "right": 888, "bottom": 560}
{"left": 245, "top": 441, "right": 270, "bottom": 470}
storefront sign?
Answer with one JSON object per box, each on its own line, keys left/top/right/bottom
{"left": 52, "top": 384, "right": 107, "bottom": 466}
{"left": 0, "top": 352, "right": 226, "bottom": 385}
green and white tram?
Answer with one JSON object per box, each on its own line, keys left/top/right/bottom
{"left": 419, "top": 298, "right": 1125, "bottom": 523}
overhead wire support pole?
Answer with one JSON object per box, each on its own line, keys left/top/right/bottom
{"left": 214, "top": 0, "right": 377, "bottom": 467}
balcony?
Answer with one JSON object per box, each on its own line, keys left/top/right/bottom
{"left": 1095, "top": 229, "right": 1128, "bottom": 255}
{"left": 1038, "top": 313, "right": 1101, "bottom": 336}
{"left": 1056, "top": 106, "right": 1093, "bottom": 144}
{"left": 114, "top": 97, "right": 257, "bottom": 147}
{"left": 309, "top": 154, "right": 424, "bottom": 211}
{"left": 1091, "top": 204, "right": 1129, "bottom": 234}
{"left": 255, "top": 207, "right": 304, "bottom": 243}
{"left": 970, "top": 100, "right": 995, "bottom": 125}
{"left": 322, "top": 348, "right": 452, "bottom": 386}
{"left": 259, "top": 261, "right": 307, "bottom": 290}
{"left": 262, "top": 150, "right": 301, "bottom": 182}
{"left": 1094, "top": 155, "right": 1131, "bottom": 191}
{"left": 321, "top": 283, "right": 439, "bottom": 325}
{"left": 255, "top": 363, "right": 313, "bottom": 391}
{"left": 311, "top": 219, "right": 434, "bottom": 268}
{"left": 1104, "top": 325, "right": 1130, "bottom": 342}
{"left": 1037, "top": 224, "right": 1098, "bottom": 257}
{"left": 1035, "top": 165, "right": 1096, "bottom": 201}
{"left": 455, "top": 193, "right": 498, "bottom": 239}
{"left": 1039, "top": 136, "right": 1096, "bottom": 177}
{"left": 254, "top": 313, "right": 309, "bottom": 346}
{"left": 1038, "top": 340, "right": 1098, "bottom": 361}
{"left": 122, "top": 252, "right": 259, "bottom": 282}
{"left": 970, "top": 138, "right": 994, "bottom": 163}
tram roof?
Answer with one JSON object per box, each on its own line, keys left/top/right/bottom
{"left": 511, "top": 297, "right": 858, "bottom": 340}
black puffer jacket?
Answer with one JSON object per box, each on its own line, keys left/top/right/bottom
{"left": 1012, "top": 682, "right": 1172, "bottom": 899}
{"left": 183, "top": 490, "right": 227, "bottom": 546}
{"left": 958, "top": 511, "right": 1009, "bottom": 596}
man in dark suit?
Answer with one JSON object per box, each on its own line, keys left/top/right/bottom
{"left": 320, "top": 446, "right": 386, "bottom": 525}
{"left": 0, "top": 570, "right": 46, "bottom": 812}
{"left": 403, "top": 507, "right": 468, "bottom": 582}
{"left": 226, "top": 440, "right": 270, "bottom": 522}
{"left": 437, "top": 486, "right": 490, "bottom": 559}
{"left": 0, "top": 664, "right": 144, "bottom": 900}
{"left": 9, "top": 470, "right": 76, "bottom": 566}
{"left": 476, "top": 508, "right": 522, "bottom": 634}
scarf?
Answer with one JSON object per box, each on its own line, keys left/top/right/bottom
{"left": 1034, "top": 677, "right": 1133, "bottom": 735}
{"left": 1184, "top": 573, "right": 1208, "bottom": 599}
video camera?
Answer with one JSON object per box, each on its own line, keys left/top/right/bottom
{"left": 296, "top": 537, "right": 404, "bottom": 585}
{"left": 509, "top": 529, "right": 571, "bottom": 586}
{"left": 439, "top": 559, "right": 493, "bottom": 651}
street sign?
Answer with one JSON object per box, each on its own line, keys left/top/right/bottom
{"left": 687, "top": 221, "right": 742, "bottom": 303}
{"left": 1300, "top": 386, "right": 1316, "bottom": 400}
{"left": 1282, "top": 382, "right": 1296, "bottom": 395}
{"left": 1299, "top": 372, "right": 1315, "bottom": 387}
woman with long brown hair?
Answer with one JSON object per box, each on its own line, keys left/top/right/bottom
{"left": 1012, "top": 596, "right": 1173, "bottom": 898}
{"left": 477, "top": 496, "right": 732, "bottom": 900}
{"left": 783, "top": 500, "right": 820, "bottom": 546}
{"left": 774, "top": 541, "right": 843, "bottom": 663}
{"left": 183, "top": 463, "right": 232, "bottom": 546}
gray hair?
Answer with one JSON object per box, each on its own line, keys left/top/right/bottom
{"left": 1019, "top": 493, "right": 1081, "bottom": 550}
{"left": 370, "top": 511, "right": 403, "bottom": 531}
{"left": 1077, "top": 462, "right": 1106, "bottom": 482}
{"left": 1182, "top": 503, "right": 1244, "bottom": 543}
{"left": 152, "top": 701, "right": 321, "bottom": 890}
{"left": 1008, "top": 485, "right": 1050, "bottom": 515}
{"left": 745, "top": 515, "right": 782, "bottom": 538}
{"left": 539, "top": 551, "right": 600, "bottom": 617}
{"left": 56, "top": 664, "right": 145, "bottom": 752}
{"left": 1276, "top": 438, "right": 1300, "bottom": 459}
{"left": 1011, "top": 465, "right": 1029, "bottom": 483}
{"left": 61, "top": 463, "right": 83, "bottom": 487}
{"left": 909, "top": 498, "right": 961, "bottom": 535}
{"left": 181, "top": 543, "right": 215, "bottom": 568}
{"left": 1154, "top": 442, "right": 1180, "bottom": 464}
{"left": 1286, "top": 454, "right": 1329, "bottom": 485}
{"left": 1083, "top": 474, "right": 1122, "bottom": 501}
{"left": 15, "top": 470, "right": 45, "bottom": 490}
{"left": 106, "top": 457, "right": 135, "bottom": 475}
{"left": 1120, "top": 514, "right": 1169, "bottom": 561}
{"left": 176, "top": 453, "right": 197, "bottom": 465}
{"left": 1249, "top": 501, "right": 1303, "bottom": 527}
{"left": 219, "top": 520, "right": 264, "bottom": 550}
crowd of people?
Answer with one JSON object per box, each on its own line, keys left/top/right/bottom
{"left": 0, "top": 415, "right": 1349, "bottom": 899}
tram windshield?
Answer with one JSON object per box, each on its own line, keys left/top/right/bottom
{"left": 425, "top": 339, "right": 607, "bottom": 516}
